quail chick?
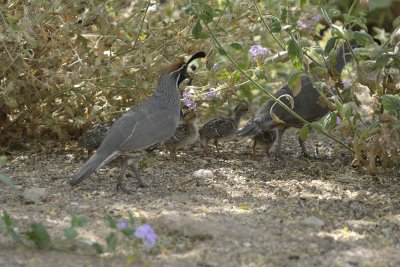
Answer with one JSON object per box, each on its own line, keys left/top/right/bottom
{"left": 200, "top": 102, "right": 249, "bottom": 154}
{"left": 164, "top": 110, "right": 199, "bottom": 161}
{"left": 252, "top": 130, "right": 276, "bottom": 156}
{"left": 78, "top": 121, "right": 113, "bottom": 156}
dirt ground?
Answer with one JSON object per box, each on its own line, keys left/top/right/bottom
{"left": 1, "top": 129, "right": 400, "bottom": 267}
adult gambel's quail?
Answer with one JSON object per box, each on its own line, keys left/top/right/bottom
{"left": 200, "top": 102, "right": 249, "bottom": 154}
{"left": 238, "top": 41, "right": 355, "bottom": 157}
{"left": 70, "top": 51, "right": 206, "bottom": 193}
{"left": 164, "top": 110, "right": 199, "bottom": 161}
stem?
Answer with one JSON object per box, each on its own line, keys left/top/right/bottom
{"left": 202, "top": 19, "right": 353, "bottom": 153}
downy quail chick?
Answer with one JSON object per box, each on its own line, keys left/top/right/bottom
{"left": 238, "top": 42, "right": 356, "bottom": 157}
{"left": 70, "top": 51, "right": 206, "bottom": 193}
{"left": 252, "top": 130, "right": 276, "bottom": 156}
{"left": 200, "top": 102, "right": 249, "bottom": 154}
{"left": 164, "top": 110, "right": 199, "bottom": 161}
{"left": 78, "top": 120, "right": 113, "bottom": 156}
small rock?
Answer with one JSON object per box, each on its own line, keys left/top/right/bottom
{"left": 22, "top": 187, "right": 48, "bottom": 203}
{"left": 243, "top": 241, "right": 252, "bottom": 248}
{"left": 157, "top": 211, "right": 224, "bottom": 240}
{"left": 301, "top": 215, "right": 325, "bottom": 227}
{"left": 193, "top": 169, "right": 214, "bottom": 179}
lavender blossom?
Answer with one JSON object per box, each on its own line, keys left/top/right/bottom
{"left": 297, "top": 14, "right": 323, "bottom": 31}
{"left": 207, "top": 88, "right": 218, "bottom": 98}
{"left": 118, "top": 220, "right": 128, "bottom": 230}
{"left": 134, "top": 224, "right": 158, "bottom": 249}
{"left": 249, "top": 45, "right": 270, "bottom": 61}
{"left": 343, "top": 80, "right": 351, "bottom": 89}
{"left": 336, "top": 116, "right": 342, "bottom": 125}
{"left": 182, "top": 92, "right": 197, "bottom": 109}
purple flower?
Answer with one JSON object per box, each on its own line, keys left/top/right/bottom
{"left": 343, "top": 80, "right": 351, "bottom": 89}
{"left": 182, "top": 92, "right": 197, "bottom": 109}
{"left": 134, "top": 224, "right": 158, "bottom": 249}
{"left": 207, "top": 89, "right": 217, "bottom": 98}
{"left": 336, "top": 116, "right": 342, "bottom": 125}
{"left": 212, "top": 63, "right": 220, "bottom": 71}
{"left": 224, "top": 12, "right": 232, "bottom": 22}
{"left": 249, "top": 45, "right": 270, "bottom": 60}
{"left": 297, "top": 14, "right": 323, "bottom": 30}
{"left": 118, "top": 220, "right": 128, "bottom": 230}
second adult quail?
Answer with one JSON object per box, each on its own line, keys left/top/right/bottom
{"left": 164, "top": 110, "right": 199, "bottom": 161}
{"left": 200, "top": 102, "right": 249, "bottom": 154}
{"left": 70, "top": 51, "right": 206, "bottom": 193}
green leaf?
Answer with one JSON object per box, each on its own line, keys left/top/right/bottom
{"left": 230, "top": 42, "right": 243, "bottom": 50}
{"left": 323, "top": 112, "right": 338, "bottom": 130}
{"left": 311, "top": 66, "right": 328, "bottom": 76}
{"left": 106, "top": 232, "right": 117, "bottom": 251}
{"left": 92, "top": 242, "right": 104, "bottom": 254}
{"left": 2, "top": 210, "right": 14, "bottom": 229}
{"left": 0, "top": 174, "right": 15, "bottom": 189}
{"left": 120, "top": 79, "right": 135, "bottom": 87}
{"left": 299, "top": 124, "right": 309, "bottom": 142}
{"left": 270, "top": 17, "right": 282, "bottom": 33}
{"left": 288, "top": 70, "right": 304, "bottom": 96}
{"left": 192, "top": 20, "right": 207, "bottom": 39}
{"left": 64, "top": 228, "right": 78, "bottom": 240}
{"left": 106, "top": 214, "right": 117, "bottom": 229}
{"left": 353, "top": 31, "right": 374, "bottom": 46}
{"left": 201, "top": 3, "right": 214, "bottom": 23}
{"left": 0, "top": 156, "right": 6, "bottom": 166}
{"left": 325, "top": 36, "right": 338, "bottom": 55}
{"left": 287, "top": 38, "right": 302, "bottom": 69}
{"left": 327, "top": 8, "right": 341, "bottom": 19}
{"left": 381, "top": 94, "right": 400, "bottom": 113}
{"left": 71, "top": 215, "right": 87, "bottom": 228}
{"left": 280, "top": 7, "right": 287, "bottom": 22}
{"left": 26, "top": 223, "right": 52, "bottom": 249}
{"left": 300, "top": 0, "right": 307, "bottom": 9}
{"left": 218, "top": 48, "right": 227, "bottom": 56}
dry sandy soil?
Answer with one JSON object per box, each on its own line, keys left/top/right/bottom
{"left": 1, "top": 129, "right": 400, "bottom": 267}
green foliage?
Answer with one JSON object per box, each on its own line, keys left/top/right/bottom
{"left": 26, "top": 223, "right": 52, "bottom": 249}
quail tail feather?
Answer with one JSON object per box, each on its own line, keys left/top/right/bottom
{"left": 70, "top": 151, "right": 118, "bottom": 186}
{"left": 237, "top": 120, "right": 264, "bottom": 137}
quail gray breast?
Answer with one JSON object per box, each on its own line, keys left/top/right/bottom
{"left": 70, "top": 51, "right": 206, "bottom": 193}
{"left": 164, "top": 110, "right": 199, "bottom": 161}
{"left": 200, "top": 102, "right": 249, "bottom": 154}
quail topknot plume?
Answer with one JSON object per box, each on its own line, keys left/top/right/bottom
{"left": 70, "top": 51, "right": 206, "bottom": 193}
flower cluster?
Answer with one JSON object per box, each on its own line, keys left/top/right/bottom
{"left": 182, "top": 91, "right": 197, "bottom": 109}
{"left": 249, "top": 45, "right": 270, "bottom": 61}
{"left": 207, "top": 88, "right": 218, "bottom": 98}
{"left": 134, "top": 224, "right": 158, "bottom": 249}
{"left": 117, "top": 220, "right": 158, "bottom": 249}
{"left": 297, "top": 14, "right": 323, "bottom": 31}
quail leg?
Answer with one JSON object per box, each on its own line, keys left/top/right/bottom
{"left": 117, "top": 159, "right": 135, "bottom": 193}
{"left": 213, "top": 139, "right": 220, "bottom": 154}
{"left": 298, "top": 135, "right": 310, "bottom": 158}
{"left": 272, "top": 127, "right": 285, "bottom": 158}
{"left": 252, "top": 140, "right": 257, "bottom": 156}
